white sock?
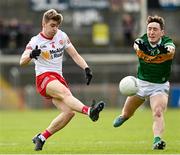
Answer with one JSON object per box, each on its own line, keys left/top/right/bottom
{"left": 87, "top": 107, "right": 91, "bottom": 115}
{"left": 38, "top": 134, "right": 46, "bottom": 142}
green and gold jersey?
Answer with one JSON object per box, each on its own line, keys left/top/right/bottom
{"left": 135, "top": 34, "right": 175, "bottom": 83}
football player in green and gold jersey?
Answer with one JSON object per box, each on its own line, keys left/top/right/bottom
{"left": 113, "top": 15, "right": 175, "bottom": 150}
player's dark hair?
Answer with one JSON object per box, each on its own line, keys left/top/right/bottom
{"left": 147, "top": 15, "right": 165, "bottom": 30}
{"left": 43, "top": 9, "right": 63, "bottom": 25}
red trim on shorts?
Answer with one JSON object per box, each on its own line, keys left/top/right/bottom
{"left": 36, "top": 72, "right": 69, "bottom": 99}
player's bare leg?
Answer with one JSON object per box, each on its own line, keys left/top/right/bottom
{"left": 113, "top": 95, "right": 144, "bottom": 127}
{"left": 47, "top": 98, "right": 75, "bottom": 134}
{"left": 32, "top": 80, "right": 105, "bottom": 151}
{"left": 46, "top": 80, "right": 89, "bottom": 112}
{"left": 150, "top": 94, "right": 168, "bottom": 150}
{"left": 32, "top": 99, "right": 75, "bottom": 151}
{"left": 46, "top": 80, "right": 105, "bottom": 121}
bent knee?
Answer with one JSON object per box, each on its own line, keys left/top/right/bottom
{"left": 52, "top": 89, "right": 72, "bottom": 100}
{"left": 153, "top": 107, "right": 163, "bottom": 118}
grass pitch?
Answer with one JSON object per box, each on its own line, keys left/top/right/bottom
{"left": 0, "top": 108, "right": 180, "bottom": 154}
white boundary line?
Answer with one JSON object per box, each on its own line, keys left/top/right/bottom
{"left": 0, "top": 154, "right": 179, "bottom": 155}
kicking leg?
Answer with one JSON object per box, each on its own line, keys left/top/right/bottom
{"left": 46, "top": 80, "right": 105, "bottom": 121}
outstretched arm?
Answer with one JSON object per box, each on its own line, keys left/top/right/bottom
{"left": 160, "top": 45, "right": 175, "bottom": 55}
{"left": 65, "top": 45, "right": 92, "bottom": 85}
{"left": 65, "top": 45, "right": 88, "bottom": 69}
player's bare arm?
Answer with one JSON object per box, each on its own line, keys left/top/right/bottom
{"left": 20, "top": 46, "right": 41, "bottom": 66}
{"left": 65, "top": 45, "right": 89, "bottom": 69}
{"left": 66, "top": 45, "right": 92, "bottom": 85}
{"left": 20, "top": 50, "right": 32, "bottom": 66}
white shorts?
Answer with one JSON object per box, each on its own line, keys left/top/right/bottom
{"left": 136, "top": 79, "right": 170, "bottom": 99}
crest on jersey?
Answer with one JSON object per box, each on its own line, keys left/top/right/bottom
{"left": 59, "top": 40, "right": 64, "bottom": 45}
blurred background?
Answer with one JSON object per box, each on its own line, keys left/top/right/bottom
{"left": 0, "top": 0, "right": 179, "bottom": 110}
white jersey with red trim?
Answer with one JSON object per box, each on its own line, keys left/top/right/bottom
{"left": 25, "top": 29, "right": 72, "bottom": 76}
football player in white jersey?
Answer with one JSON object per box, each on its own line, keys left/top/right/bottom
{"left": 20, "top": 9, "right": 105, "bottom": 151}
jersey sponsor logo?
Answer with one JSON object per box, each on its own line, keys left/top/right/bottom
{"left": 50, "top": 47, "right": 64, "bottom": 59}
{"left": 40, "top": 45, "right": 47, "bottom": 48}
{"left": 41, "top": 51, "right": 51, "bottom": 60}
{"left": 136, "top": 50, "right": 174, "bottom": 63}
{"left": 40, "top": 47, "right": 65, "bottom": 60}
{"left": 59, "top": 39, "right": 64, "bottom": 45}
{"left": 49, "top": 47, "right": 64, "bottom": 54}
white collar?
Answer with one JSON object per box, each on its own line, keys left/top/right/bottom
{"left": 149, "top": 38, "right": 162, "bottom": 48}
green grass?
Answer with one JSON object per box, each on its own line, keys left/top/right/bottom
{"left": 0, "top": 108, "right": 180, "bottom": 154}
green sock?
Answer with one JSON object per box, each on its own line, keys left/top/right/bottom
{"left": 154, "top": 136, "right": 161, "bottom": 144}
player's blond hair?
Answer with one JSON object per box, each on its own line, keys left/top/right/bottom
{"left": 147, "top": 15, "right": 165, "bottom": 30}
{"left": 42, "top": 9, "right": 63, "bottom": 25}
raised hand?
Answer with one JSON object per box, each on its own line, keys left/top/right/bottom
{"left": 134, "top": 40, "right": 151, "bottom": 55}
{"left": 30, "top": 45, "right": 41, "bottom": 60}
{"left": 157, "top": 44, "right": 169, "bottom": 54}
